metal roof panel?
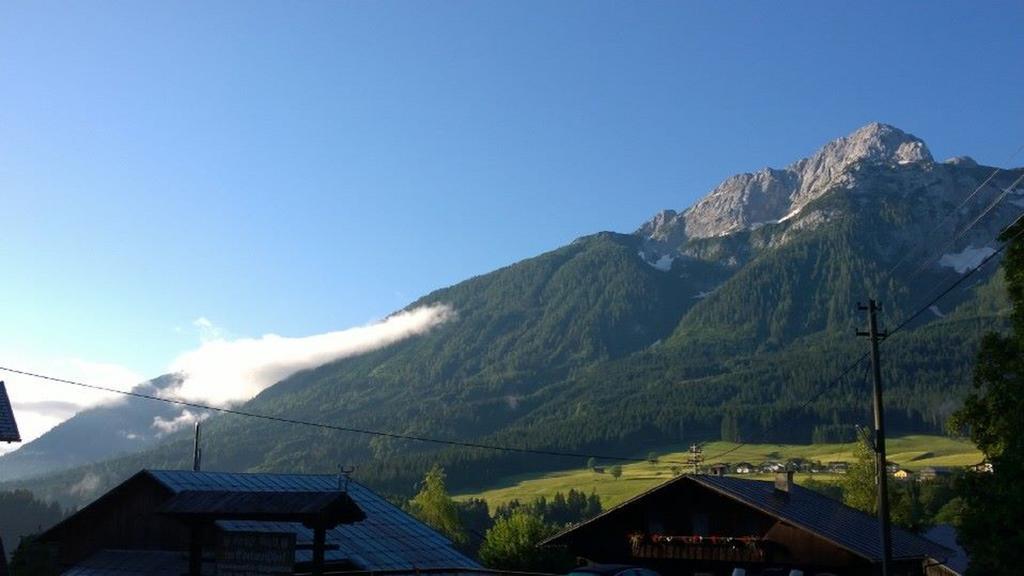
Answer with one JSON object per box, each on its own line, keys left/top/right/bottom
{"left": 147, "top": 470, "right": 480, "bottom": 570}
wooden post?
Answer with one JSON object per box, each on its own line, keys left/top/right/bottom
{"left": 312, "top": 525, "right": 326, "bottom": 576}
{"left": 188, "top": 524, "right": 202, "bottom": 576}
{"left": 858, "top": 299, "right": 893, "bottom": 576}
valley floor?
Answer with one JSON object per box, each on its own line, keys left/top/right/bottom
{"left": 454, "top": 435, "right": 981, "bottom": 509}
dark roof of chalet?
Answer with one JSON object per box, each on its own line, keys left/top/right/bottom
{"left": 46, "top": 469, "right": 480, "bottom": 571}
{"left": 62, "top": 550, "right": 186, "bottom": 576}
{"left": 1, "top": 536, "right": 8, "bottom": 576}
{"left": 159, "top": 489, "right": 366, "bottom": 525}
{"left": 0, "top": 381, "right": 21, "bottom": 443}
{"left": 152, "top": 470, "right": 481, "bottom": 570}
{"left": 925, "top": 524, "right": 968, "bottom": 575}
{"left": 544, "top": 474, "right": 952, "bottom": 564}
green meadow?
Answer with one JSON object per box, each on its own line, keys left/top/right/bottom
{"left": 455, "top": 435, "right": 981, "bottom": 510}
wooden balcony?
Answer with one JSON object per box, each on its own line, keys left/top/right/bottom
{"left": 629, "top": 533, "right": 770, "bottom": 562}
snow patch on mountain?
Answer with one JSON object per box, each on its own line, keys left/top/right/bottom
{"left": 751, "top": 206, "right": 804, "bottom": 230}
{"left": 939, "top": 246, "right": 996, "bottom": 274}
{"left": 1009, "top": 187, "right": 1024, "bottom": 208}
{"left": 637, "top": 251, "right": 674, "bottom": 271}
{"left": 652, "top": 254, "right": 674, "bottom": 271}
{"left": 929, "top": 305, "right": 945, "bottom": 318}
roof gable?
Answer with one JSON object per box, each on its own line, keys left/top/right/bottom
{"left": 692, "top": 475, "right": 950, "bottom": 562}
{"left": 0, "top": 381, "right": 21, "bottom": 443}
{"left": 545, "top": 474, "right": 951, "bottom": 563}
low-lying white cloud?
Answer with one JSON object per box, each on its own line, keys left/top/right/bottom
{"left": 68, "top": 472, "right": 102, "bottom": 498}
{"left": 1, "top": 304, "right": 453, "bottom": 450}
{"left": 152, "top": 409, "right": 210, "bottom": 437}
{"left": 162, "top": 304, "right": 454, "bottom": 407}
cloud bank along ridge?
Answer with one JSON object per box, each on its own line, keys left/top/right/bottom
{"left": 152, "top": 304, "right": 455, "bottom": 433}
{"left": 0, "top": 357, "right": 146, "bottom": 454}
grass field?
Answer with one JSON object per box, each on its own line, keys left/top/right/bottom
{"left": 454, "top": 435, "right": 981, "bottom": 510}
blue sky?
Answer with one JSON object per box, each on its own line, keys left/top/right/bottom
{"left": 1, "top": 1, "right": 1023, "bottom": 401}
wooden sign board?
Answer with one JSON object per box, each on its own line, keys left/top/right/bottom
{"left": 217, "top": 531, "right": 295, "bottom": 576}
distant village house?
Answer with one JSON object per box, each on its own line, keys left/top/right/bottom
{"left": 828, "top": 461, "right": 849, "bottom": 474}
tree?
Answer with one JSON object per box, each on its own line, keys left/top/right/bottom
{"left": 9, "top": 534, "right": 58, "bottom": 576}
{"left": 478, "top": 510, "right": 571, "bottom": 571}
{"left": 841, "top": 428, "right": 877, "bottom": 514}
{"left": 1, "top": 489, "right": 64, "bottom": 576}
{"left": 647, "top": 451, "right": 659, "bottom": 464}
{"left": 948, "top": 219, "right": 1024, "bottom": 575}
{"left": 721, "top": 410, "right": 741, "bottom": 442}
{"left": 586, "top": 457, "right": 597, "bottom": 471}
{"left": 609, "top": 464, "right": 623, "bottom": 480}
{"left": 408, "top": 465, "right": 466, "bottom": 545}
{"left": 454, "top": 497, "right": 492, "bottom": 556}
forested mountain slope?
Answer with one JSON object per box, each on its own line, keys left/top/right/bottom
{"left": 7, "top": 123, "right": 1022, "bottom": 506}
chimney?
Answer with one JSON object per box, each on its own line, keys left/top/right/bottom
{"left": 192, "top": 421, "right": 202, "bottom": 472}
{"left": 774, "top": 471, "right": 794, "bottom": 493}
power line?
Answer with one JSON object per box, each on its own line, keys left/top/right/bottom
{"left": 701, "top": 352, "right": 871, "bottom": 464}
{"left": 885, "top": 143, "right": 1024, "bottom": 280}
{"left": 907, "top": 172, "right": 1024, "bottom": 279}
{"left": 4, "top": 208, "right": 1021, "bottom": 475}
{"left": 5, "top": 213, "right": 1020, "bottom": 473}
{"left": 701, "top": 150, "right": 1024, "bottom": 460}
{"left": 701, "top": 210, "right": 1024, "bottom": 465}
{"left": 0, "top": 365, "right": 692, "bottom": 466}
{"left": 886, "top": 211, "right": 1024, "bottom": 338}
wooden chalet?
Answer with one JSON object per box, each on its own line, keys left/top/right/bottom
{"left": 709, "top": 464, "right": 730, "bottom": 476}
{"left": 893, "top": 469, "right": 913, "bottom": 481}
{"left": 733, "top": 463, "right": 754, "bottom": 475}
{"left": 916, "top": 467, "right": 952, "bottom": 482}
{"left": 0, "top": 380, "right": 21, "bottom": 576}
{"left": 542, "top": 473, "right": 952, "bottom": 576}
{"left": 828, "top": 461, "right": 849, "bottom": 474}
{"left": 39, "top": 469, "right": 482, "bottom": 575}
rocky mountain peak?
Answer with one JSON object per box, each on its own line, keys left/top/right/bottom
{"left": 636, "top": 123, "right": 934, "bottom": 246}
{"left": 821, "top": 122, "right": 932, "bottom": 166}
{"left": 636, "top": 209, "right": 680, "bottom": 243}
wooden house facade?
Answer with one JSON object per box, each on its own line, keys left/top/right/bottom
{"left": 543, "top": 473, "right": 952, "bottom": 576}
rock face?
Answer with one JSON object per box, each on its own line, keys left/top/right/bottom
{"left": 635, "top": 122, "right": 1024, "bottom": 276}
{"left": 638, "top": 123, "right": 933, "bottom": 245}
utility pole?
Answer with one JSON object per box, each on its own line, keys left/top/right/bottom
{"left": 688, "top": 443, "right": 704, "bottom": 475}
{"left": 192, "top": 421, "right": 202, "bottom": 472}
{"left": 858, "top": 299, "right": 893, "bottom": 576}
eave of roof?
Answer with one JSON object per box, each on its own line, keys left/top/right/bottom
{"left": 689, "top": 476, "right": 950, "bottom": 562}
{"left": 542, "top": 473, "right": 689, "bottom": 546}
{"left": 39, "top": 470, "right": 170, "bottom": 542}
{"left": 542, "top": 474, "right": 951, "bottom": 563}
{"left": 159, "top": 490, "right": 366, "bottom": 525}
